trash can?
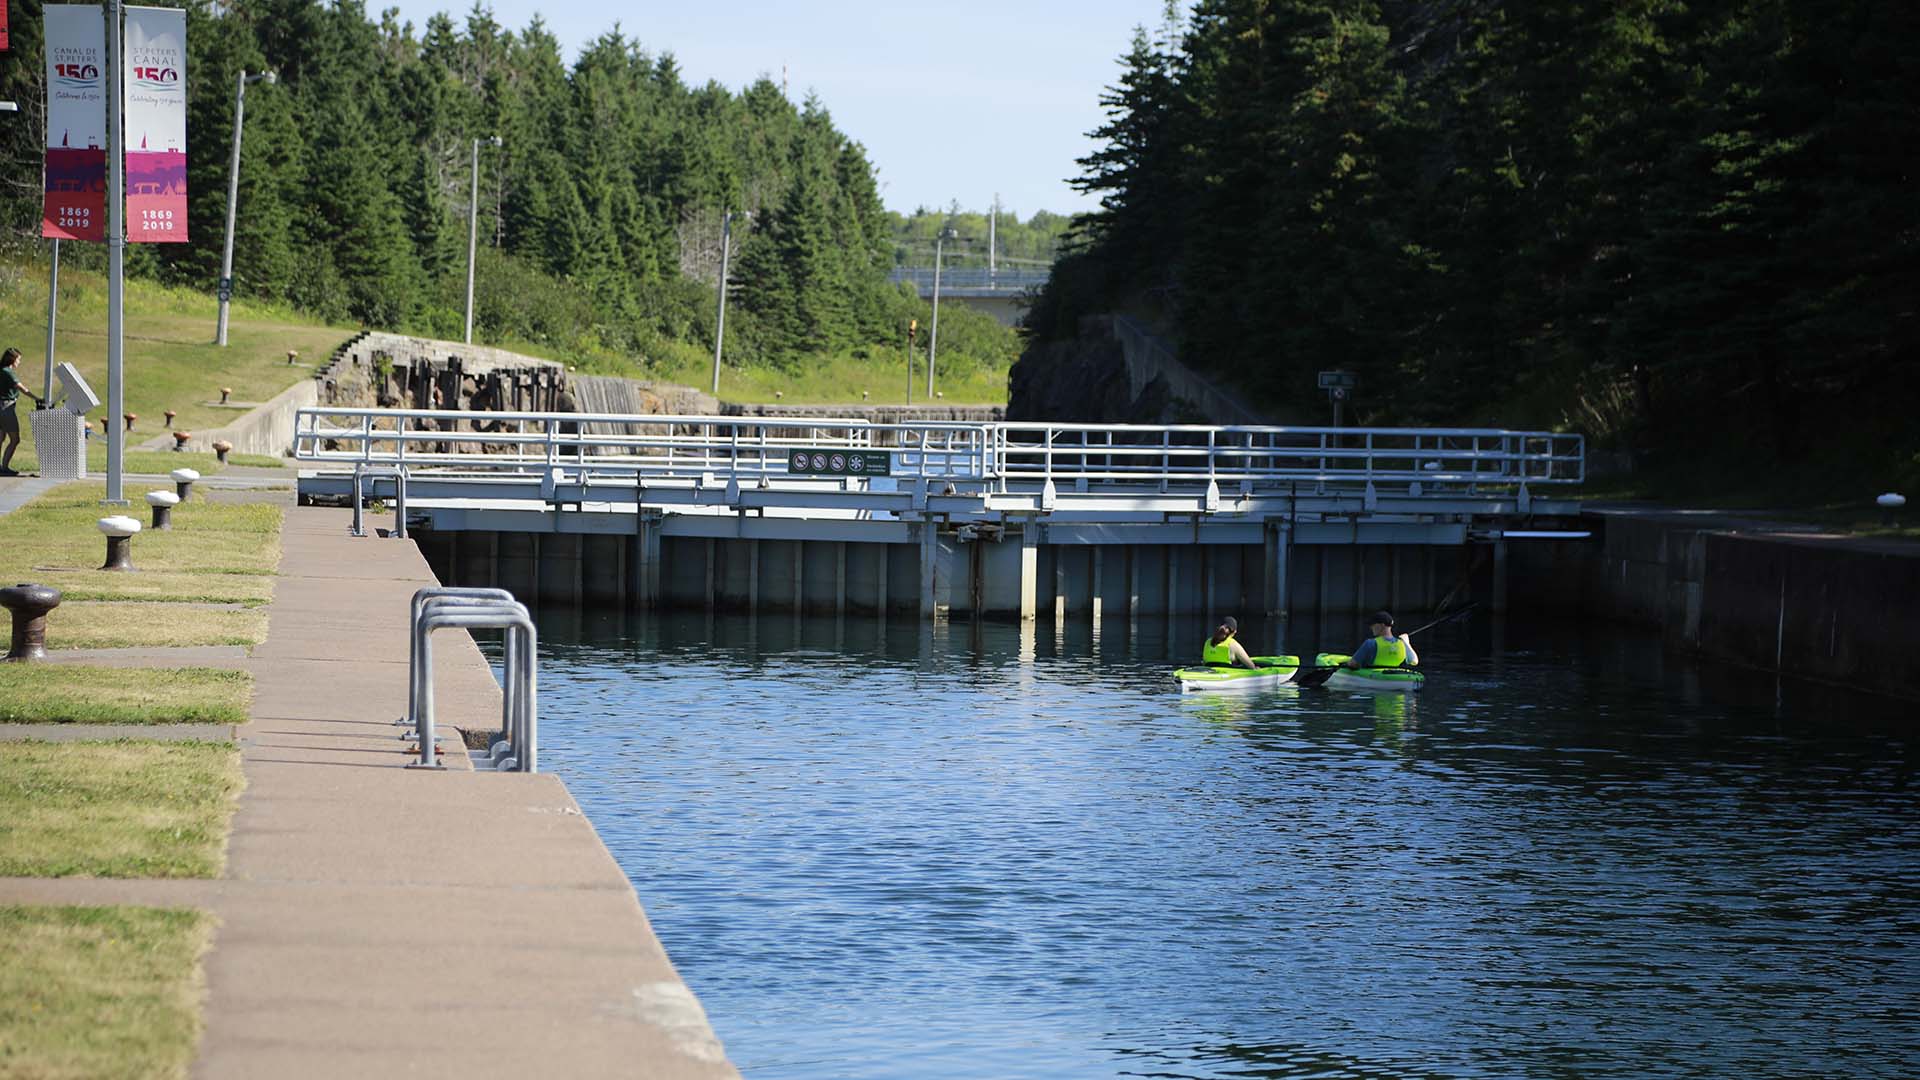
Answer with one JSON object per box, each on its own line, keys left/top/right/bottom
{"left": 28, "top": 407, "right": 87, "bottom": 481}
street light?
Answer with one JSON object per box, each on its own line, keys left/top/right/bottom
{"left": 464, "top": 135, "right": 504, "bottom": 345}
{"left": 215, "top": 69, "right": 275, "bottom": 347}
{"left": 928, "top": 226, "right": 957, "bottom": 400}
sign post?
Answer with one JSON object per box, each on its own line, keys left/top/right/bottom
{"left": 1317, "top": 370, "right": 1357, "bottom": 428}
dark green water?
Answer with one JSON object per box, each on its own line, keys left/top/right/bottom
{"left": 489, "top": 613, "right": 1917, "bottom": 1079}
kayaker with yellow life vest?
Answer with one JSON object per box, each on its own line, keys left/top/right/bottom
{"left": 1346, "top": 610, "right": 1419, "bottom": 669}
{"left": 1203, "top": 616, "right": 1257, "bottom": 669}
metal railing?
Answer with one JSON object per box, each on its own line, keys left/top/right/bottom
{"left": 407, "top": 587, "right": 537, "bottom": 772}
{"left": 296, "top": 408, "right": 1584, "bottom": 495}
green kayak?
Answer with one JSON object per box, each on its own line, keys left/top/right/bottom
{"left": 1174, "top": 655, "right": 1300, "bottom": 693}
{"left": 1312, "top": 653, "right": 1425, "bottom": 692}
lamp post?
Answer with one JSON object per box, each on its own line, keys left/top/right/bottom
{"left": 104, "top": 0, "right": 126, "bottom": 505}
{"left": 464, "top": 135, "right": 503, "bottom": 345}
{"left": 927, "top": 226, "right": 956, "bottom": 400}
{"left": 215, "top": 69, "right": 275, "bottom": 347}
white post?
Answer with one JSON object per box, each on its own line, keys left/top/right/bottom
{"left": 104, "top": 0, "right": 126, "bottom": 505}
{"left": 988, "top": 193, "right": 997, "bottom": 283}
{"left": 463, "top": 135, "right": 500, "bottom": 345}
{"left": 710, "top": 211, "right": 731, "bottom": 396}
{"left": 928, "top": 228, "right": 948, "bottom": 400}
{"left": 216, "top": 70, "right": 269, "bottom": 346}
{"left": 42, "top": 240, "right": 59, "bottom": 403}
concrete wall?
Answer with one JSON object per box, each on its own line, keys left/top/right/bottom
{"left": 414, "top": 525, "right": 1461, "bottom": 626}
{"left": 1510, "top": 511, "right": 1920, "bottom": 701}
{"left": 177, "top": 376, "right": 319, "bottom": 457}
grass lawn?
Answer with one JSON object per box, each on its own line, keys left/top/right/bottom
{"left": 0, "top": 666, "right": 251, "bottom": 725}
{"left": 0, "top": 905, "right": 212, "bottom": 1080}
{"left": 0, "top": 482, "right": 280, "bottom": 604}
{"left": 0, "top": 258, "right": 351, "bottom": 461}
{"left": 0, "top": 740, "right": 243, "bottom": 877}
{"left": 48, "top": 602, "right": 268, "bottom": 650}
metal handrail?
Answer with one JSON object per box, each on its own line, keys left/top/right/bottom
{"left": 408, "top": 589, "right": 537, "bottom": 772}
{"left": 296, "top": 408, "right": 1584, "bottom": 491}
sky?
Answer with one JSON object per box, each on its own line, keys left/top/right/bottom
{"left": 377, "top": 0, "right": 1178, "bottom": 221}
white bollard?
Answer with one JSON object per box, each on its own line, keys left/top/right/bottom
{"left": 170, "top": 467, "right": 201, "bottom": 501}
{"left": 145, "top": 490, "right": 180, "bottom": 530}
{"left": 97, "top": 516, "right": 142, "bottom": 571}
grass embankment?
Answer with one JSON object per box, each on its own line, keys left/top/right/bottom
{"left": 0, "top": 256, "right": 352, "bottom": 463}
{"left": 0, "top": 482, "right": 281, "bottom": 606}
{"left": 0, "top": 905, "right": 213, "bottom": 1080}
{"left": 9, "top": 444, "right": 286, "bottom": 476}
{"left": 646, "top": 348, "right": 1010, "bottom": 406}
{"left": 0, "top": 741, "right": 244, "bottom": 878}
{"left": 41, "top": 603, "right": 268, "bottom": 650}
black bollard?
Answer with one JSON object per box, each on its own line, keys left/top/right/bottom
{"left": 98, "top": 517, "right": 141, "bottom": 572}
{"left": 0, "top": 583, "right": 62, "bottom": 661}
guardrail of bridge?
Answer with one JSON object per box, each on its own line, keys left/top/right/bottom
{"left": 294, "top": 409, "right": 1582, "bottom": 493}
{"left": 888, "top": 267, "right": 1052, "bottom": 291}
{"left": 294, "top": 408, "right": 997, "bottom": 481}
{"left": 993, "top": 424, "right": 1585, "bottom": 492}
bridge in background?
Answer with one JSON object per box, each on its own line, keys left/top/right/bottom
{"left": 294, "top": 408, "right": 1586, "bottom": 625}
{"left": 888, "top": 266, "right": 1050, "bottom": 326}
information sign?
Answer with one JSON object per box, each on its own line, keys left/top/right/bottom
{"left": 787, "top": 448, "right": 891, "bottom": 477}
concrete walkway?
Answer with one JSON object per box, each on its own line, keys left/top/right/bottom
{"left": 1, "top": 504, "right": 741, "bottom": 1079}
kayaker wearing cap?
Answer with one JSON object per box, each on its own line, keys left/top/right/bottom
{"left": 1346, "top": 610, "right": 1419, "bottom": 669}
{"left": 1202, "top": 616, "right": 1257, "bottom": 669}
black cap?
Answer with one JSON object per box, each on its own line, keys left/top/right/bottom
{"left": 1369, "top": 610, "right": 1394, "bottom": 627}
{"left": 1219, "top": 615, "right": 1238, "bottom": 632}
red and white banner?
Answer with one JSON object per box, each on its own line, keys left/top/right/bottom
{"left": 42, "top": 5, "right": 107, "bottom": 242}
{"left": 123, "top": 5, "right": 188, "bottom": 242}
{"left": 2, "top": 1, "right": 12, "bottom": 53}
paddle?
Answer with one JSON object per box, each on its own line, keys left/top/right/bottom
{"left": 1293, "top": 603, "right": 1481, "bottom": 688}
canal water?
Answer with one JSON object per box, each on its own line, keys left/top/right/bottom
{"left": 485, "top": 613, "right": 1917, "bottom": 1079}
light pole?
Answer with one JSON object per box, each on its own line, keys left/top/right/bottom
{"left": 464, "top": 135, "right": 503, "bottom": 345}
{"left": 710, "top": 211, "right": 732, "bottom": 396}
{"left": 215, "top": 69, "right": 275, "bottom": 347}
{"left": 928, "top": 226, "right": 956, "bottom": 400}
{"left": 104, "top": 0, "right": 126, "bottom": 505}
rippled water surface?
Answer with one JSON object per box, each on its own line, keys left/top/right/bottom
{"left": 489, "top": 613, "right": 1918, "bottom": 1079}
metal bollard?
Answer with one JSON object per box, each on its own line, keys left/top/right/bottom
{"left": 170, "top": 467, "right": 200, "bottom": 501}
{"left": 0, "top": 583, "right": 63, "bottom": 661}
{"left": 213, "top": 440, "right": 233, "bottom": 464}
{"left": 172, "top": 431, "right": 191, "bottom": 451}
{"left": 145, "top": 490, "right": 180, "bottom": 530}
{"left": 96, "top": 516, "right": 141, "bottom": 571}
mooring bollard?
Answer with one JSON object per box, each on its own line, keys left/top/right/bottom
{"left": 0, "top": 583, "right": 62, "bottom": 662}
{"left": 172, "top": 431, "right": 191, "bottom": 451}
{"left": 97, "top": 516, "right": 142, "bottom": 571}
{"left": 1878, "top": 492, "right": 1906, "bottom": 527}
{"left": 212, "top": 439, "right": 233, "bottom": 464}
{"left": 219, "top": 386, "right": 232, "bottom": 405}
{"left": 123, "top": 412, "right": 137, "bottom": 432}
{"left": 163, "top": 409, "right": 176, "bottom": 427}
{"left": 170, "top": 467, "right": 200, "bottom": 501}
{"left": 146, "top": 490, "right": 180, "bottom": 530}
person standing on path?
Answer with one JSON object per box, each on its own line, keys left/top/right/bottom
{"left": 0, "top": 348, "right": 47, "bottom": 477}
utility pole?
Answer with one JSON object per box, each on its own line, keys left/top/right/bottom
{"left": 710, "top": 211, "right": 732, "bottom": 396}
{"left": 928, "top": 226, "right": 954, "bottom": 400}
{"left": 104, "top": 0, "right": 126, "bottom": 505}
{"left": 464, "top": 135, "right": 502, "bottom": 345}
{"left": 905, "top": 319, "right": 916, "bottom": 405}
{"left": 216, "top": 69, "right": 274, "bottom": 346}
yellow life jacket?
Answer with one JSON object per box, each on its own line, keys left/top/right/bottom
{"left": 1371, "top": 634, "right": 1407, "bottom": 667}
{"left": 1202, "top": 637, "right": 1234, "bottom": 664}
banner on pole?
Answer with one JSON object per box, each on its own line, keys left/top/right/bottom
{"left": 2, "top": 2, "right": 12, "bottom": 53}
{"left": 42, "top": 5, "right": 107, "bottom": 242}
{"left": 123, "top": 6, "right": 187, "bottom": 242}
